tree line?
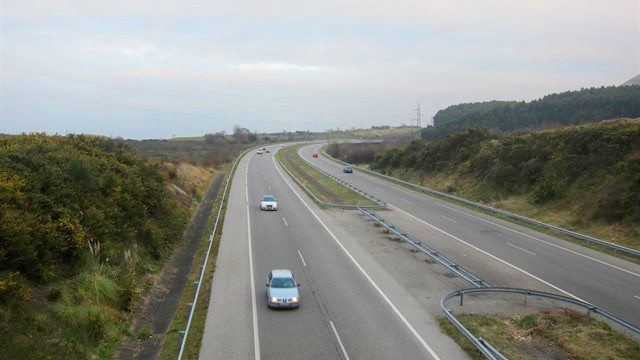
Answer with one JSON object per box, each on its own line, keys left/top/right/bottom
{"left": 422, "top": 86, "right": 640, "bottom": 140}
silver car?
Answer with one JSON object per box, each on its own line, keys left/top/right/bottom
{"left": 260, "top": 195, "right": 278, "bottom": 211}
{"left": 266, "top": 269, "right": 300, "bottom": 308}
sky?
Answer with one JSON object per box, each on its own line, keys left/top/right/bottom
{"left": 1, "top": 0, "right": 638, "bottom": 139}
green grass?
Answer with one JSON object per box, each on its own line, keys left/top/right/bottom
{"left": 439, "top": 311, "right": 640, "bottom": 360}
{"left": 157, "top": 159, "right": 236, "bottom": 360}
{"left": 278, "top": 145, "right": 376, "bottom": 207}
{"left": 320, "top": 146, "right": 640, "bottom": 264}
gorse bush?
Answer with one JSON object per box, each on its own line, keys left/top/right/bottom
{"left": 336, "top": 120, "right": 640, "bottom": 224}
{"left": 0, "top": 134, "right": 187, "bottom": 282}
{"left": 0, "top": 133, "right": 192, "bottom": 359}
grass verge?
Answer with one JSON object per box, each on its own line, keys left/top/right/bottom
{"left": 278, "top": 145, "right": 376, "bottom": 207}
{"left": 439, "top": 311, "right": 640, "bottom": 360}
{"left": 319, "top": 146, "right": 640, "bottom": 264}
{"left": 157, "top": 155, "right": 241, "bottom": 360}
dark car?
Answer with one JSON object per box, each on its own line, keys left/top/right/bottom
{"left": 343, "top": 166, "right": 353, "bottom": 173}
{"left": 312, "top": 153, "right": 319, "bottom": 158}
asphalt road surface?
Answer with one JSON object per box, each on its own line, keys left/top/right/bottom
{"left": 199, "top": 146, "right": 469, "bottom": 360}
{"left": 300, "top": 143, "right": 640, "bottom": 327}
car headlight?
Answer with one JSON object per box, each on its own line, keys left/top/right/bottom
{"left": 291, "top": 297, "right": 298, "bottom": 302}
{"left": 271, "top": 297, "right": 278, "bottom": 303}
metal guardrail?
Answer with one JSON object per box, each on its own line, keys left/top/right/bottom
{"left": 176, "top": 147, "right": 252, "bottom": 360}
{"left": 319, "top": 147, "right": 640, "bottom": 258}
{"left": 441, "top": 287, "right": 640, "bottom": 360}
{"left": 291, "top": 144, "right": 640, "bottom": 360}
{"left": 296, "top": 147, "right": 387, "bottom": 207}
{"left": 359, "top": 207, "right": 491, "bottom": 288}
{"left": 275, "top": 147, "right": 385, "bottom": 210}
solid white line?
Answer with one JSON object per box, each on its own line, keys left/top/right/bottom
{"left": 298, "top": 250, "right": 307, "bottom": 267}
{"left": 246, "top": 205, "right": 260, "bottom": 360}
{"left": 389, "top": 204, "right": 587, "bottom": 302}
{"left": 506, "top": 242, "right": 536, "bottom": 256}
{"left": 400, "top": 198, "right": 413, "bottom": 204}
{"left": 282, "top": 217, "right": 288, "bottom": 227}
{"left": 434, "top": 202, "right": 640, "bottom": 278}
{"left": 441, "top": 215, "right": 457, "bottom": 223}
{"left": 330, "top": 321, "right": 351, "bottom": 360}
{"left": 272, "top": 154, "right": 442, "bottom": 360}
{"left": 633, "top": 295, "right": 640, "bottom": 301}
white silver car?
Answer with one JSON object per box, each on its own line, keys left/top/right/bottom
{"left": 266, "top": 269, "right": 300, "bottom": 308}
{"left": 260, "top": 195, "right": 278, "bottom": 211}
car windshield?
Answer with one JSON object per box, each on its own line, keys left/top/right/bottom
{"left": 345, "top": 166, "right": 352, "bottom": 170}
{"left": 271, "top": 277, "right": 296, "bottom": 288}
{"left": 262, "top": 196, "right": 276, "bottom": 202}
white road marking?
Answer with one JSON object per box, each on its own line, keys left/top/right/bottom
{"left": 400, "top": 198, "right": 412, "bottom": 204}
{"left": 633, "top": 295, "right": 640, "bottom": 301}
{"left": 246, "top": 205, "right": 261, "bottom": 360}
{"left": 434, "top": 202, "right": 640, "bottom": 278}
{"left": 441, "top": 215, "right": 457, "bottom": 223}
{"left": 389, "top": 204, "right": 588, "bottom": 302}
{"left": 330, "top": 321, "right": 351, "bottom": 360}
{"left": 506, "top": 242, "right": 536, "bottom": 256}
{"left": 282, "top": 217, "right": 288, "bottom": 227}
{"left": 272, "top": 155, "right": 443, "bottom": 360}
{"left": 268, "top": 186, "right": 272, "bottom": 191}
{"left": 297, "top": 250, "right": 307, "bottom": 267}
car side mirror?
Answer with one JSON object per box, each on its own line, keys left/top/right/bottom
{"left": 266, "top": 283, "right": 269, "bottom": 287}
{"left": 297, "top": 283, "right": 301, "bottom": 287}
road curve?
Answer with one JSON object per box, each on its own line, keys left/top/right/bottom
{"left": 301, "top": 143, "right": 640, "bottom": 327}
{"left": 200, "top": 145, "right": 469, "bottom": 360}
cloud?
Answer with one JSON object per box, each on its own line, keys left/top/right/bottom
{"left": 231, "top": 62, "right": 330, "bottom": 73}
{"left": 1, "top": 0, "right": 638, "bottom": 139}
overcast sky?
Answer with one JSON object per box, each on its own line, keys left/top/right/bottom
{"left": 1, "top": 0, "right": 638, "bottom": 139}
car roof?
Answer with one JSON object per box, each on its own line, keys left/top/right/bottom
{"left": 261, "top": 195, "right": 276, "bottom": 199}
{"left": 270, "top": 269, "right": 293, "bottom": 278}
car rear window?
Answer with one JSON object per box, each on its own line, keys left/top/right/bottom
{"left": 271, "top": 277, "right": 296, "bottom": 288}
{"left": 262, "top": 196, "right": 276, "bottom": 202}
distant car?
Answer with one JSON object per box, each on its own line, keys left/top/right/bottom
{"left": 343, "top": 166, "right": 353, "bottom": 173}
{"left": 262, "top": 147, "right": 267, "bottom": 150}
{"left": 266, "top": 269, "right": 300, "bottom": 308}
{"left": 260, "top": 195, "right": 278, "bottom": 211}
{"left": 265, "top": 149, "right": 271, "bottom": 153}
{"left": 312, "top": 153, "right": 319, "bottom": 158}
{"left": 257, "top": 150, "right": 263, "bottom": 155}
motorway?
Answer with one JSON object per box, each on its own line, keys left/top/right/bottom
{"left": 199, "top": 145, "right": 469, "bottom": 360}
{"left": 299, "top": 143, "right": 640, "bottom": 327}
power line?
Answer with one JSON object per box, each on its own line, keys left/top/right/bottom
{"left": 1, "top": 53, "right": 402, "bottom": 112}
{"left": 1, "top": 26, "right": 402, "bottom": 106}
{"left": 3, "top": 66, "right": 393, "bottom": 119}
{"left": 1, "top": 88, "right": 375, "bottom": 127}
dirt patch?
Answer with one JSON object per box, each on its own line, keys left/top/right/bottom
{"left": 283, "top": 149, "right": 345, "bottom": 204}
{"left": 117, "top": 173, "right": 225, "bottom": 360}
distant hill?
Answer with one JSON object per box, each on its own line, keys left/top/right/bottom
{"left": 330, "top": 119, "right": 640, "bottom": 248}
{"left": 622, "top": 74, "right": 640, "bottom": 86}
{"left": 421, "top": 86, "right": 640, "bottom": 140}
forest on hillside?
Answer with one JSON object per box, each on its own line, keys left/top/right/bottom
{"left": 422, "top": 86, "right": 640, "bottom": 140}
{"left": 328, "top": 120, "right": 640, "bottom": 247}
{"left": 0, "top": 134, "right": 189, "bottom": 358}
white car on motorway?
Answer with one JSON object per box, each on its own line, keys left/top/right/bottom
{"left": 257, "top": 149, "right": 263, "bottom": 155}
{"left": 266, "top": 269, "right": 300, "bottom": 308}
{"left": 260, "top": 195, "right": 278, "bottom": 211}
